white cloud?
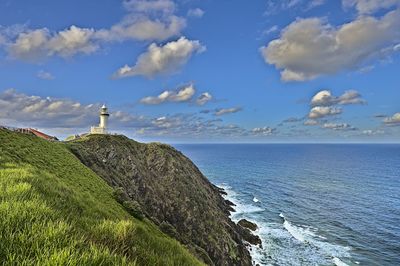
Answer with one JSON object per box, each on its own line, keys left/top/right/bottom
{"left": 261, "top": 9, "right": 400, "bottom": 81}
{"left": 46, "top": 26, "right": 98, "bottom": 57}
{"left": 99, "top": 15, "right": 185, "bottom": 42}
{"left": 214, "top": 107, "right": 242, "bottom": 116}
{"left": 362, "top": 129, "right": 384, "bottom": 135}
{"left": 113, "top": 37, "right": 205, "bottom": 78}
{"left": 311, "top": 90, "right": 366, "bottom": 106}
{"left": 8, "top": 26, "right": 98, "bottom": 61}
{"left": 338, "top": 90, "right": 366, "bottom": 105}
{"left": 263, "top": 25, "right": 279, "bottom": 36}
{"left": 322, "top": 122, "right": 356, "bottom": 130}
{"left": 140, "top": 84, "right": 196, "bottom": 104}
{"left": 307, "top": 0, "right": 326, "bottom": 9}
{"left": 304, "top": 119, "right": 319, "bottom": 125}
{"left": 188, "top": 8, "right": 205, "bottom": 18}
{"left": 383, "top": 112, "right": 400, "bottom": 125}
{"left": 196, "top": 92, "right": 212, "bottom": 106}
{"left": 3, "top": 1, "right": 187, "bottom": 62}
{"left": 0, "top": 89, "right": 99, "bottom": 128}
{"left": 308, "top": 106, "right": 342, "bottom": 119}
{"left": 123, "top": 0, "right": 176, "bottom": 14}
{"left": 343, "top": 0, "right": 400, "bottom": 14}
{"left": 251, "top": 126, "right": 276, "bottom": 135}
{"left": 37, "top": 70, "right": 55, "bottom": 80}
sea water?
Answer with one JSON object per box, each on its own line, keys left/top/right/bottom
{"left": 174, "top": 144, "right": 400, "bottom": 266}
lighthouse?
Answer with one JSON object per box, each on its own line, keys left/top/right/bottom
{"left": 90, "top": 104, "right": 110, "bottom": 134}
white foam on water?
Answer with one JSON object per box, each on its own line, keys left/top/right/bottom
{"left": 217, "top": 184, "right": 353, "bottom": 266}
{"left": 333, "top": 257, "right": 349, "bottom": 266}
{"left": 280, "top": 213, "right": 318, "bottom": 243}
{"left": 217, "top": 184, "right": 264, "bottom": 221}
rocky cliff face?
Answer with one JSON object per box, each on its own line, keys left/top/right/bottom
{"left": 67, "top": 135, "right": 253, "bottom": 265}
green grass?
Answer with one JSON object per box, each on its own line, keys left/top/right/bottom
{"left": 0, "top": 129, "right": 203, "bottom": 266}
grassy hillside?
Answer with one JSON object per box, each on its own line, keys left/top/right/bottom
{"left": 67, "top": 134, "right": 252, "bottom": 265}
{"left": 0, "top": 129, "right": 203, "bottom": 265}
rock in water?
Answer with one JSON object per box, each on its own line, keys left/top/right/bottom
{"left": 67, "top": 134, "right": 252, "bottom": 265}
{"left": 238, "top": 219, "right": 258, "bottom": 231}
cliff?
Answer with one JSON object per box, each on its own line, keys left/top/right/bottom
{"left": 0, "top": 129, "right": 202, "bottom": 265}
{"left": 67, "top": 134, "right": 253, "bottom": 265}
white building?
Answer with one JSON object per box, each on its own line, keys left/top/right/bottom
{"left": 90, "top": 105, "right": 110, "bottom": 134}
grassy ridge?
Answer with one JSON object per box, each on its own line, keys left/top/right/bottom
{"left": 0, "top": 129, "right": 203, "bottom": 265}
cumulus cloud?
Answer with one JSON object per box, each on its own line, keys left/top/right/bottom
{"left": 113, "top": 37, "right": 205, "bottom": 78}
{"left": 251, "top": 126, "right": 276, "bottom": 135}
{"left": 383, "top": 112, "right": 400, "bottom": 125}
{"left": 343, "top": 0, "right": 400, "bottom": 14}
{"left": 8, "top": 26, "right": 98, "bottom": 61}
{"left": 196, "top": 92, "right": 212, "bottom": 106}
{"left": 311, "top": 90, "right": 366, "bottom": 106}
{"left": 0, "top": 88, "right": 99, "bottom": 128}
{"left": 308, "top": 106, "right": 342, "bottom": 119}
{"left": 98, "top": 16, "right": 185, "bottom": 42}
{"left": 322, "top": 122, "right": 356, "bottom": 130}
{"left": 261, "top": 9, "right": 400, "bottom": 81}
{"left": 140, "top": 84, "right": 196, "bottom": 104}
{"left": 37, "top": 70, "right": 55, "bottom": 80}
{"left": 92, "top": 0, "right": 184, "bottom": 42}
{"left": 188, "top": 8, "right": 205, "bottom": 18}
{"left": 214, "top": 107, "right": 242, "bottom": 116}
{"left": 2, "top": 1, "right": 187, "bottom": 62}
{"left": 0, "top": 89, "right": 265, "bottom": 140}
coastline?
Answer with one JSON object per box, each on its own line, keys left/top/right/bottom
{"left": 217, "top": 184, "right": 265, "bottom": 266}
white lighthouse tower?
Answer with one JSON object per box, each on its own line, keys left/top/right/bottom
{"left": 90, "top": 104, "right": 110, "bottom": 134}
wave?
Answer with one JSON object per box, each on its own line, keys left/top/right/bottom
{"left": 332, "top": 257, "right": 349, "bottom": 266}
{"left": 217, "top": 184, "right": 264, "bottom": 220}
{"left": 218, "top": 184, "right": 353, "bottom": 266}
{"left": 280, "top": 213, "right": 317, "bottom": 243}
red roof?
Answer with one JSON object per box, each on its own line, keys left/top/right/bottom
{"left": 28, "top": 128, "right": 57, "bottom": 141}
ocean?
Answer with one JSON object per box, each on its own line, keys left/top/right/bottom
{"left": 174, "top": 144, "right": 400, "bottom": 266}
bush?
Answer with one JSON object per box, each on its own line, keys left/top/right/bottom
{"left": 112, "top": 187, "right": 129, "bottom": 203}
{"left": 160, "top": 221, "right": 178, "bottom": 238}
{"left": 123, "top": 200, "right": 144, "bottom": 220}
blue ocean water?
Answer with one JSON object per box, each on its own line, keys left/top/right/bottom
{"left": 174, "top": 144, "right": 400, "bottom": 266}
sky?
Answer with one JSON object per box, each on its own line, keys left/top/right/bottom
{"left": 0, "top": 0, "right": 399, "bottom": 143}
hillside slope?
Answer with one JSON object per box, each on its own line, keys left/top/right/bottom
{"left": 0, "top": 129, "right": 203, "bottom": 265}
{"left": 67, "top": 134, "right": 253, "bottom": 265}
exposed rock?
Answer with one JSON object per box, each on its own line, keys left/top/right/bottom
{"left": 237, "top": 226, "right": 262, "bottom": 247}
{"left": 238, "top": 219, "right": 258, "bottom": 231}
{"left": 67, "top": 134, "right": 252, "bottom": 266}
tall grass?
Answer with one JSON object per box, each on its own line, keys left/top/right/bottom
{"left": 0, "top": 129, "right": 203, "bottom": 265}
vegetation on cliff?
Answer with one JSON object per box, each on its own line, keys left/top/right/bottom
{"left": 0, "top": 129, "right": 202, "bottom": 265}
{"left": 67, "top": 134, "right": 253, "bottom": 265}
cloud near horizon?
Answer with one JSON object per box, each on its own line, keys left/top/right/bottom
{"left": 261, "top": 9, "right": 400, "bottom": 81}
{"left": 0, "top": 89, "right": 260, "bottom": 139}
{"left": 311, "top": 90, "right": 366, "bottom": 106}
{"left": 140, "top": 84, "right": 196, "bottom": 104}
{"left": 113, "top": 37, "right": 205, "bottom": 78}
{"left": 308, "top": 106, "right": 342, "bottom": 119}
{"left": 383, "top": 112, "right": 400, "bottom": 125}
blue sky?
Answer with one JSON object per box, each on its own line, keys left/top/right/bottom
{"left": 0, "top": 0, "right": 399, "bottom": 142}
